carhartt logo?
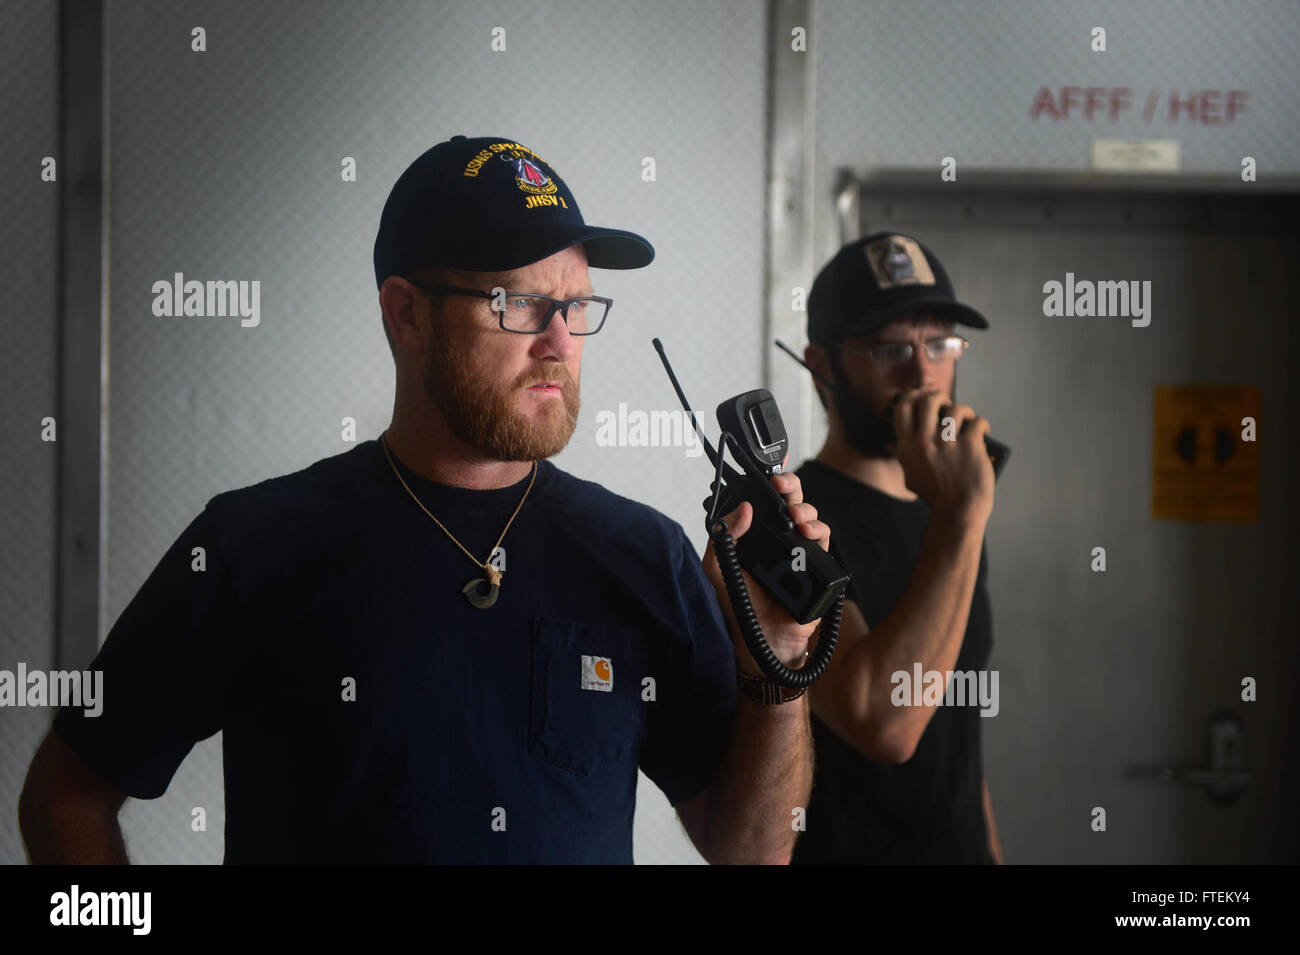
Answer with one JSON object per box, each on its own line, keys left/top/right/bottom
{"left": 581, "top": 655, "right": 613, "bottom": 692}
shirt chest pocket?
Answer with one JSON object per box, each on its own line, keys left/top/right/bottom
{"left": 529, "top": 617, "right": 653, "bottom": 777}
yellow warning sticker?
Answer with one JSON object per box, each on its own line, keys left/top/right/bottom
{"left": 1152, "top": 385, "right": 1259, "bottom": 522}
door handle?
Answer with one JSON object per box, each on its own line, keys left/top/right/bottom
{"left": 1132, "top": 711, "right": 1249, "bottom": 805}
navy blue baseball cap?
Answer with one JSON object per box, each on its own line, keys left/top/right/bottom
{"left": 808, "top": 231, "right": 989, "bottom": 345}
{"left": 373, "top": 135, "right": 654, "bottom": 288}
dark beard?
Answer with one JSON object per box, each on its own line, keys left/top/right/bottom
{"left": 830, "top": 361, "right": 895, "bottom": 458}
{"left": 829, "top": 358, "right": 958, "bottom": 459}
{"left": 423, "top": 322, "right": 580, "bottom": 461}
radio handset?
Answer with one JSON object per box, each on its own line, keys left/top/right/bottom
{"left": 653, "top": 339, "right": 849, "bottom": 689}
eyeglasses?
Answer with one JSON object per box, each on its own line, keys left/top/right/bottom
{"left": 834, "top": 335, "right": 969, "bottom": 366}
{"left": 407, "top": 281, "right": 613, "bottom": 335}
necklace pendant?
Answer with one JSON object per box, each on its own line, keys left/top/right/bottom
{"left": 462, "top": 577, "right": 499, "bottom": 609}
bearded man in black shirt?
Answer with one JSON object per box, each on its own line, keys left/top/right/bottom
{"left": 791, "top": 232, "right": 1003, "bottom": 865}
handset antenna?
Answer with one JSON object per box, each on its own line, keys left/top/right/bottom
{"left": 774, "top": 339, "right": 835, "bottom": 390}
{"left": 652, "top": 338, "right": 744, "bottom": 485}
{"left": 652, "top": 338, "right": 718, "bottom": 468}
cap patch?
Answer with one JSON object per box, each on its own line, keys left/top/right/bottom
{"left": 865, "top": 235, "right": 935, "bottom": 289}
{"left": 460, "top": 141, "right": 568, "bottom": 211}
{"left": 461, "top": 140, "right": 551, "bottom": 179}
{"left": 502, "top": 152, "right": 558, "bottom": 197}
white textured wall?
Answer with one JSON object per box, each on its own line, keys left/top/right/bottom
{"left": 0, "top": 0, "right": 60, "bottom": 867}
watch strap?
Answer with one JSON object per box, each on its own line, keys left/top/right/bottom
{"left": 737, "top": 670, "right": 806, "bottom": 705}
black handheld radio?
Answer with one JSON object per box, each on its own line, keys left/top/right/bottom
{"left": 653, "top": 339, "right": 850, "bottom": 688}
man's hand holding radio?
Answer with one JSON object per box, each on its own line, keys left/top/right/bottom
{"left": 686, "top": 467, "right": 826, "bottom": 864}
{"left": 702, "top": 468, "right": 832, "bottom": 678}
{"left": 886, "top": 388, "right": 995, "bottom": 529}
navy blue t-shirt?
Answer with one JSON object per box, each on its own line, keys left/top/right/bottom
{"left": 53, "top": 439, "right": 738, "bottom": 863}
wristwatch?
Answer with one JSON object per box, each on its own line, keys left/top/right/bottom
{"left": 736, "top": 670, "right": 807, "bottom": 705}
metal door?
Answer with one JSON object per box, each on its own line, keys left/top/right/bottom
{"left": 828, "top": 174, "right": 1299, "bottom": 863}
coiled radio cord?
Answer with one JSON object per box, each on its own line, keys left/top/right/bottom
{"left": 707, "top": 432, "right": 844, "bottom": 688}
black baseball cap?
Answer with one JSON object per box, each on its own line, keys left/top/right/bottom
{"left": 373, "top": 135, "right": 654, "bottom": 288}
{"left": 807, "top": 231, "right": 989, "bottom": 344}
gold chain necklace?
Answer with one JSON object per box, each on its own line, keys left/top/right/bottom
{"left": 379, "top": 433, "right": 537, "bottom": 609}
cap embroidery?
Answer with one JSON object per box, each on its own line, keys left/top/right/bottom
{"left": 498, "top": 150, "right": 558, "bottom": 197}
{"left": 461, "top": 140, "right": 551, "bottom": 178}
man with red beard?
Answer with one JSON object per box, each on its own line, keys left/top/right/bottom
{"left": 25, "top": 136, "right": 830, "bottom": 865}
